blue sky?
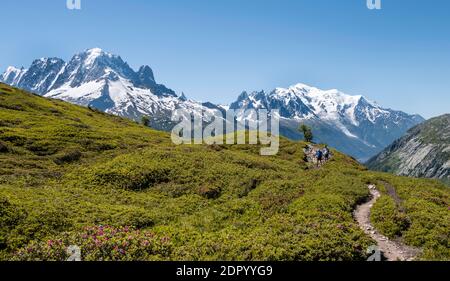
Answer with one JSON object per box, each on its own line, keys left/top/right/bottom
{"left": 1, "top": 0, "right": 449, "bottom": 118}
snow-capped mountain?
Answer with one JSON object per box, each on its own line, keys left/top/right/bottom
{"left": 0, "top": 48, "right": 210, "bottom": 130}
{"left": 229, "top": 84, "right": 424, "bottom": 161}
{"left": 1, "top": 48, "right": 424, "bottom": 161}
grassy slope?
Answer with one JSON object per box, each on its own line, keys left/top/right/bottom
{"left": 0, "top": 83, "right": 448, "bottom": 261}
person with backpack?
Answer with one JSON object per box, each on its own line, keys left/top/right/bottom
{"left": 316, "top": 149, "right": 323, "bottom": 167}
{"left": 323, "top": 145, "right": 330, "bottom": 161}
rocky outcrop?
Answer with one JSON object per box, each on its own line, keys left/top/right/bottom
{"left": 367, "top": 114, "right": 450, "bottom": 180}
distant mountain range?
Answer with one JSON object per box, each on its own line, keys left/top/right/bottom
{"left": 0, "top": 48, "right": 211, "bottom": 131}
{"left": 230, "top": 84, "right": 424, "bottom": 161}
{"left": 1, "top": 48, "right": 424, "bottom": 161}
{"left": 367, "top": 114, "right": 450, "bottom": 181}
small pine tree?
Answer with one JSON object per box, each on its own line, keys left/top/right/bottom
{"left": 141, "top": 115, "right": 151, "bottom": 127}
{"left": 299, "top": 124, "right": 313, "bottom": 143}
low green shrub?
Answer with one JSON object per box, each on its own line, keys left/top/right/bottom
{"left": 54, "top": 150, "right": 82, "bottom": 165}
{"left": 0, "top": 134, "right": 26, "bottom": 146}
{"left": 110, "top": 208, "right": 156, "bottom": 229}
{"left": 0, "top": 141, "right": 8, "bottom": 153}
{"left": 6, "top": 207, "right": 73, "bottom": 250}
{"left": 0, "top": 198, "right": 26, "bottom": 250}
{"left": 87, "top": 155, "right": 172, "bottom": 190}
{"left": 371, "top": 195, "right": 410, "bottom": 238}
{"left": 198, "top": 185, "right": 221, "bottom": 199}
{"left": 25, "top": 141, "right": 60, "bottom": 156}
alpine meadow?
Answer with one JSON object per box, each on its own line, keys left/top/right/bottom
{"left": 0, "top": 83, "right": 448, "bottom": 261}
{"left": 1, "top": 0, "right": 450, "bottom": 268}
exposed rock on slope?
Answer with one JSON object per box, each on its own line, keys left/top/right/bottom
{"left": 367, "top": 114, "right": 450, "bottom": 180}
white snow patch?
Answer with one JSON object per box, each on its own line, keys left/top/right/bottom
{"left": 45, "top": 80, "right": 105, "bottom": 100}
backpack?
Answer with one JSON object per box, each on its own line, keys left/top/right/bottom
{"left": 316, "top": 150, "right": 323, "bottom": 158}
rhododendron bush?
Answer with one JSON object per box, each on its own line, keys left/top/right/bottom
{"left": 13, "top": 226, "right": 172, "bottom": 261}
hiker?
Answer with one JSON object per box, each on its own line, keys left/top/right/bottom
{"left": 323, "top": 146, "right": 330, "bottom": 161}
{"left": 316, "top": 149, "right": 323, "bottom": 167}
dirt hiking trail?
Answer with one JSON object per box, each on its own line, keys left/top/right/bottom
{"left": 354, "top": 185, "right": 421, "bottom": 261}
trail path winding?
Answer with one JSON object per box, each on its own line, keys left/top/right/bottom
{"left": 303, "top": 145, "right": 420, "bottom": 260}
{"left": 354, "top": 185, "right": 420, "bottom": 261}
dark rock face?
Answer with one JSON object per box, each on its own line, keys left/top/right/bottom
{"left": 15, "top": 58, "right": 65, "bottom": 94}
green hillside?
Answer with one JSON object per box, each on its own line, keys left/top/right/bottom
{"left": 0, "top": 83, "right": 448, "bottom": 261}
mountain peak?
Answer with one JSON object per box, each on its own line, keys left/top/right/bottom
{"left": 31, "top": 57, "right": 64, "bottom": 66}
{"left": 290, "top": 83, "right": 316, "bottom": 91}
{"left": 1, "top": 66, "right": 27, "bottom": 85}
{"left": 78, "top": 47, "right": 116, "bottom": 66}
{"left": 137, "top": 65, "right": 155, "bottom": 82}
{"left": 238, "top": 91, "right": 249, "bottom": 100}
{"left": 179, "top": 92, "right": 187, "bottom": 101}
{"left": 0, "top": 48, "right": 177, "bottom": 99}
{"left": 228, "top": 82, "right": 424, "bottom": 160}
{"left": 83, "top": 47, "right": 110, "bottom": 56}
{"left": 5, "top": 66, "right": 23, "bottom": 73}
{"left": 86, "top": 47, "right": 105, "bottom": 53}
